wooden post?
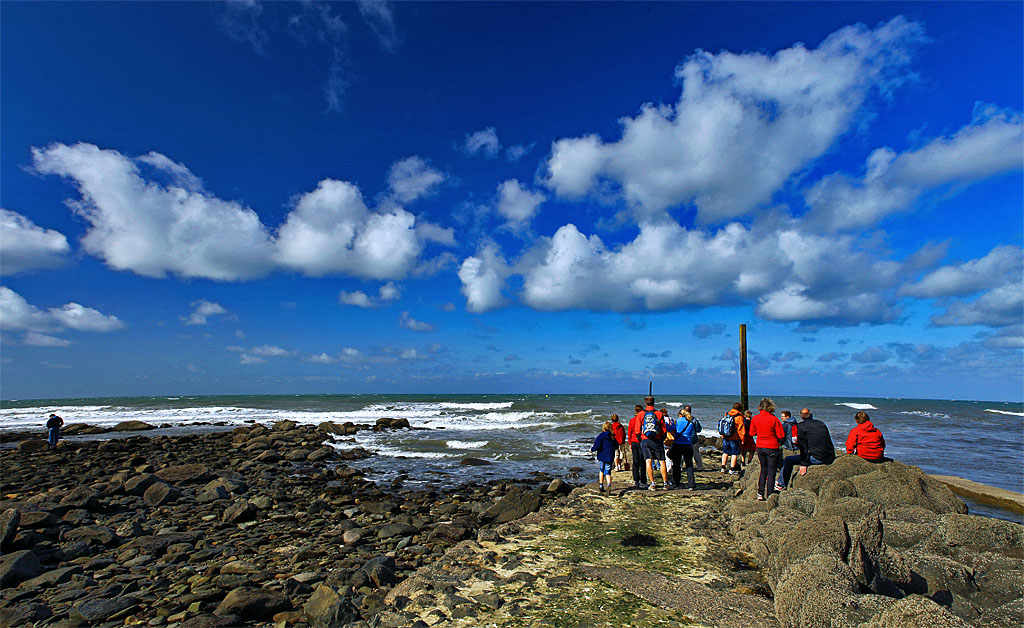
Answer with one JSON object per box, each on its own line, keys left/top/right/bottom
{"left": 739, "top": 324, "right": 749, "bottom": 412}
{"left": 649, "top": 381, "right": 652, "bottom": 397}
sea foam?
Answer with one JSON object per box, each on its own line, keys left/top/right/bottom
{"left": 836, "top": 403, "right": 877, "bottom": 410}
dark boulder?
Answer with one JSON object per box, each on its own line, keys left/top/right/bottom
{"left": 111, "top": 420, "right": 154, "bottom": 431}
{"left": 143, "top": 482, "right": 181, "bottom": 507}
{"left": 123, "top": 473, "right": 160, "bottom": 496}
{"left": 0, "top": 508, "right": 20, "bottom": 550}
{"left": 71, "top": 596, "right": 140, "bottom": 622}
{"left": 155, "top": 464, "right": 211, "bottom": 484}
{"left": 362, "top": 556, "right": 397, "bottom": 588}
{"left": 222, "top": 499, "right": 256, "bottom": 524}
{"left": 304, "top": 585, "right": 359, "bottom": 628}
{"left": 478, "top": 488, "right": 541, "bottom": 525}
{"left": 17, "top": 440, "right": 49, "bottom": 453}
{"left": 0, "top": 550, "right": 42, "bottom": 587}
{"left": 213, "top": 587, "right": 290, "bottom": 619}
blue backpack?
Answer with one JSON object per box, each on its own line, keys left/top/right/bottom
{"left": 718, "top": 414, "right": 736, "bottom": 438}
{"left": 641, "top": 410, "right": 663, "bottom": 440}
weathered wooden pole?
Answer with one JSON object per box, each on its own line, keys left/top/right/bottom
{"left": 649, "top": 381, "right": 652, "bottom": 397}
{"left": 739, "top": 324, "right": 749, "bottom": 412}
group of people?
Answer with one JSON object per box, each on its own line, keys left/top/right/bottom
{"left": 591, "top": 396, "right": 706, "bottom": 492}
{"left": 591, "top": 396, "right": 887, "bottom": 499}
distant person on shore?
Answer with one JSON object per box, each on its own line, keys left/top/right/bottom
{"left": 46, "top": 413, "right": 64, "bottom": 449}
{"left": 749, "top": 398, "right": 785, "bottom": 500}
{"left": 591, "top": 421, "right": 618, "bottom": 493}
{"left": 637, "top": 397, "right": 669, "bottom": 490}
{"left": 668, "top": 410, "right": 701, "bottom": 490}
{"left": 741, "top": 409, "right": 756, "bottom": 464}
{"left": 719, "top": 403, "right": 744, "bottom": 474}
{"left": 846, "top": 411, "right": 886, "bottom": 462}
{"left": 627, "top": 404, "right": 648, "bottom": 488}
{"left": 610, "top": 414, "right": 627, "bottom": 471}
{"left": 684, "top": 405, "right": 704, "bottom": 470}
{"left": 777, "top": 408, "right": 837, "bottom": 491}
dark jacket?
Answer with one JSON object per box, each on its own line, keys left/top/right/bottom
{"left": 591, "top": 431, "right": 618, "bottom": 464}
{"left": 796, "top": 418, "right": 836, "bottom": 465}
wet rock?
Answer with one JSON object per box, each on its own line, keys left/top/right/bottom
{"left": 123, "top": 473, "right": 160, "bottom": 496}
{"left": 59, "top": 486, "right": 98, "bottom": 511}
{"left": 17, "top": 440, "right": 49, "bottom": 453}
{"left": 460, "top": 457, "right": 493, "bottom": 466}
{"left": 307, "top": 446, "right": 336, "bottom": 462}
{"left": 429, "top": 524, "right": 467, "bottom": 542}
{"left": 0, "top": 550, "right": 42, "bottom": 587}
{"left": 143, "top": 482, "right": 181, "bottom": 507}
{"left": 377, "top": 523, "right": 418, "bottom": 540}
{"left": 0, "top": 508, "right": 20, "bottom": 550}
{"left": 197, "top": 485, "right": 230, "bottom": 503}
{"left": 546, "top": 479, "right": 571, "bottom": 494}
{"left": 155, "top": 464, "right": 211, "bottom": 484}
{"left": 64, "top": 525, "right": 118, "bottom": 547}
{"left": 254, "top": 450, "right": 281, "bottom": 463}
{"left": 304, "top": 585, "right": 359, "bottom": 628}
{"left": 273, "top": 420, "right": 299, "bottom": 432}
{"left": 111, "top": 420, "right": 154, "bottom": 431}
{"left": 222, "top": 499, "right": 256, "bottom": 524}
{"left": 0, "top": 603, "right": 51, "bottom": 627}
{"left": 213, "top": 587, "right": 290, "bottom": 619}
{"left": 342, "top": 528, "right": 365, "bottom": 545}
{"left": 22, "top": 565, "right": 83, "bottom": 588}
{"left": 478, "top": 487, "right": 541, "bottom": 525}
{"left": 317, "top": 421, "right": 347, "bottom": 435}
{"left": 362, "top": 555, "right": 397, "bottom": 588}
{"left": 71, "top": 596, "right": 140, "bottom": 622}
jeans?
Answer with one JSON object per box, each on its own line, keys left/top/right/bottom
{"left": 777, "top": 454, "right": 826, "bottom": 488}
{"left": 668, "top": 443, "right": 696, "bottom": 488}
{"left": 48, "top": 427, "right": 60, "bottom": 448}
{"left": 757, "top": 448, "right": 781, "bottom": 497}
{"left": 630, "top": 442, "right": 647, "bottom": 485}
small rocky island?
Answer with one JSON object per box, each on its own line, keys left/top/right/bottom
{"left": 1, "top": 421, "right": 1021, "bottom": 627}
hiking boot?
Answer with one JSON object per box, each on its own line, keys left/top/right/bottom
{"left": 599, "top": 486, "right": 605, "bottom": 493}
{"left": 774, "top": 483, "right": 786, "bottom": 492}
{"left": 756, "top": 494, "right": 765, "bottom": 501}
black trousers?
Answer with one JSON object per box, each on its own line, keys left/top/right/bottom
{"left": 757, "top": 448, "right": 782, "bottom": 497}
{"left": 668, "top": 443, "right": 696, "bottom": 488}
{"left": 630, "top": 442, "right": 647, "bottom": 484}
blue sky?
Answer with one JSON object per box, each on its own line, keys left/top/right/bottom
{"left": 1, "top": 1, "right": 1021, "bottom": 401}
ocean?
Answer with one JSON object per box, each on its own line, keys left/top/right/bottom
{"left": 2, "top": 393, "right": 1022, "bottom": 521}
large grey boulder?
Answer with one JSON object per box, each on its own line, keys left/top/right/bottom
{"left": 857, "top": 595, "right": 974, "bottom": 628}
{"left": 71, "top": 596, "right": 140, "bottom": 622}
{"left": 0, "top": 508, "right": 20, "bottom": 550}
{"left": 123, "top": 473, "right": 160, "bottom": 496}
{"left": 143, "top": 482, "right": 181, "bottom": 507}
{"left": 155, "top": 464, "right": 211, "bottom": 484}
{"left": 478, "top": 488, "right": 541, "bottom": 525}
{"left": 849, "top": 462, "right": 967, "bottom": 514}
{"left": 111, "top": 420, "right": 154, "bottom": 431}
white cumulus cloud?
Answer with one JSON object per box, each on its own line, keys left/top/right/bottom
{"left": 386, "top": 156, "right": 445, "bottom": 203}
{"left": 32, "top": 143, "right": 276, "bottom": 281}
{"left": 183, "top": 300, "right": 231, "bottom": 325}
{"left": 496, "top": 179, "right": 545, "bottom": 231}
{"left": 0, "top": 209, "right": 71, "bottom": 275}
{"left": 399, "top": 311, "right": 435, "bottom": 332}
{"left": 543, "top": 17, "right": 924, "bottom": 223}
{"left": 805, "top": 106, "right": 1024, "bottom": 230}
{"left": 458, "top": 242, "right": 511, "bottom": 313}
{"left": 464, "top": 127, "right": 501, "bottom": 157}
{"left": 0, "top": 286, "right": 124, "bottom": 345}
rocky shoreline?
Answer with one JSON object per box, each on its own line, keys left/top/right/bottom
{"left": 0, "top": 421, "right": 570, "bottom": 627}
{"left": 2, "top": 422, "right": 1022, "bottom": 628}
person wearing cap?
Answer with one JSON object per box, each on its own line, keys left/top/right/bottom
{"left": 46, "top": 413, "right": 64, "bottom": 449}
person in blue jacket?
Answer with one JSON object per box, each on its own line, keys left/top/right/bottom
{"left": 667, "top": 410, "right": 701, "bottom": 490}
{"left": 591, "top": 421, "right": 618, "bottom": 493}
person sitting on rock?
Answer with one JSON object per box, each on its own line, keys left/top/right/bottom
{"left": 610, "top": 414, "right": 627, "bottom": 471}
{"left": 46, "top": 413, "right": 64, "bottom": 449}
{"left": 778, "top": 408, "right": 837, "bottom": 491}
{"left": 846, "top": 411, "right": 886, "bottom": 462}
{"left": 591, "top": 421, "right": 618, "bottom": 493}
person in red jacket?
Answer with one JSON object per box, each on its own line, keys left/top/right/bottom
{"left": 748, "top": 397, "right": 785, "bottom": 500}
{"left": 610, "top": 414, "right": 627, "bottom": 471}
{"left": 846, "top": 411, "right": 886, "bottom": 462}
{"left": 627, "top": 404, "right": 648, "bottom": 488}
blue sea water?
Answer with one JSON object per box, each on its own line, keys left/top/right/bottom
{"left": 3, "top": 393, "right": 1022, "bottom": 520}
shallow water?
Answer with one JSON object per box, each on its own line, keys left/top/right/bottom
{"left": 3, "top": 393, "right": 1022, "bottom": 519}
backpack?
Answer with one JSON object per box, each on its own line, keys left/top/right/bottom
{"left": 641, "top": 410, "right": 662, "bottom": 440}
{"left": 718, "top": 414, "right": 736, "bottom": 438}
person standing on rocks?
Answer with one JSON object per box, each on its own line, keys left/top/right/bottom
{"left": 720, "top": 403, "right": 744, "bottom": 474}
{"left": 748, "top": 398, "right": 784, "bottom": 501}
{"left": 627, "top": 404, "right": 648, "bottom": 488}
{"left": 741, "top": 409, "right": 756, "bottom": 465}
{"left": 845, "top": 411, "right": 886, "bottom": 462}
{"left": 637, "top": 397, "right": 669, "bottom": 490}
{"left": 591, "top": 421, "right": 618, "bottom": 493}
{"left": 610, "top": 414, "right": 627, "bottom": 472}
{"left": 46, "top": 413, "right": 64, "bottom": 449}
{"left": 683, "top": 405, "right": 704, "bottom": 471}
{"left": 668, "top": 410, "right": 700, "bottom": 490}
